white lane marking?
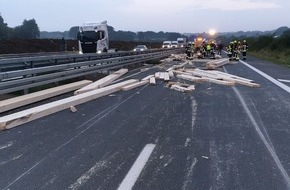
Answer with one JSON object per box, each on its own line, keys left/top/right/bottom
{"left": 240, "top": 60, "right": 290, "bottom": 93}
{"left": 230, "top": 83, "right": 290, "bottom": 188}
{"left": 117, "top": 144, "right": 156, "bottom": 190}
{"left": 278, "top": 79, "right": 290, "bottom": 83}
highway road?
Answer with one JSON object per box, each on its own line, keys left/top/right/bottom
{"left": 1, "top": 54, "right": 290, "bottom": 190}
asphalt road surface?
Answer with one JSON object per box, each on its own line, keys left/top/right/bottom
{"left": 1, "top": 54, "right": 290, "bottom": 190}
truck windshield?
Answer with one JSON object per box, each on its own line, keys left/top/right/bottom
{"left": 80, "top": 31, "right": 104, "bottom": 41}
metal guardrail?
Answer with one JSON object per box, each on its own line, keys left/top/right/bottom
{"left": 0, "top": 48, "right": 183, "bottom": 94}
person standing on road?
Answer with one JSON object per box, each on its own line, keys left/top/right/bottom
{"left": 227, "top": 42, "right": 233, "bottom": 61}
{"left": 241, "top": 40, "right": 248, "bottom": 60}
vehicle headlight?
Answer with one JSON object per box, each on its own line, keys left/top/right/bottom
{"left": 134, "top": 49, "right": 136, "bottom": 51}
{"left": 141, "top": 49, "right": 144, "bottom": 51}
{"left": 97, "top": 50, "right": 102, "bottom": 54}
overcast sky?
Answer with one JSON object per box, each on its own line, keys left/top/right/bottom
{"left": 0, "top": 0, "right": 289, "bottom": 33}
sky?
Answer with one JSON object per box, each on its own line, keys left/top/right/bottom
{"left": 0, "top": 0, "right": 289, "bottom": 33}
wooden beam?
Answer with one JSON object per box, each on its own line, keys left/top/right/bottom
{"left": 210, "top": 71, "right": 253, "bottom": 82}
{"left": 176, "top": 74, "right": 206, "bottom": 82}
{"left": 141, "top": 75, "right": 154, "bottom": 81}
{"left": 201, "top": 77, "right": 235, "bottom": 86}
{"left": 164, "top": 73, "right": 170, "bottom": 81}
{"left": 121, "top": 80, "right": 148, "bottom": 91}
{"left": 167, "top": 82, "right": 191, "bottom": 87}
{"left": 170, "top": 84, "right": 193, "bottom": 93}
{"left": 149, "top": 77, "right": 156, "bottom": 85}
{"left": 74, "top": 68, "right": 128, "bottom": 95}
{"left": 0, "top": 80, "right": 92, "bottom": 114}
{"left": 0, "top": 79, "right": 137, "bottom": 131}
{"left": 206, "top": 58, "right": 229, "bottom": 69}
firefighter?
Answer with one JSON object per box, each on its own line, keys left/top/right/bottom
{"left": 217, "top": 41, "right": 223, "bottom": 55}
{"left": 232, "top": 40, "right": 239, "bottom": 61}
{"left": 241, "top": 40, "right": 248, "bottom": 60}
{"left": 210, "top": 41, "right": 216, "bottom": 59}
{"left": 185, "top": 43, "right": 193, "bottom": 59}
{"left": 206, "top": 42, "right": 212, "bottom": 58}
{"left": 227, "top": 42, "right": 233, "bottom": 61}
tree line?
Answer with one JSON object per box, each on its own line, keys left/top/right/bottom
{"left": 0, "top": 15, "right": 40, "bottom": 39}
{"left": 67, "top": 25, "right": 185, "bottom": 42}
{"left": 247, "top": 30, "right": 290, "bottom": 65}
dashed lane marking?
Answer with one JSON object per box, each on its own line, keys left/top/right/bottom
{"left": 117, "top": 144, "right": 156, "bottom": 190}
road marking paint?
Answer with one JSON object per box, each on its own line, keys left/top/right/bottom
{"left": 240, "top": 60, "right": 290, "bottom": 94}
{"left": 278, "top": 79, "right": 290, "bottom": 83}
{"left": 225, "top": 65, "right": 290, "bottom": 187}
{"left": 117, "top": 144, "right": 156, "bottom": 190}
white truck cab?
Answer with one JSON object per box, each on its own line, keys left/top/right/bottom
{"left": 171, "top": 41, "right": 178, "bottom": 48}
{"left": 77, "top": 21, "right": 109, "bottom": 54}
{"left": 177, "top": 38, "right": 187, "bottom": 47}
{"left": 162, "top": 41, "right": 172, "bottom": 48}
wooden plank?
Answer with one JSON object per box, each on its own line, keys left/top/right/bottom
{"left": 0, "top": 79, "right": 138, "bottom": 131}
{"left": 202, "top": 77, "right": 235, "bottom": 86}
{"left": 167, "top": 82, "right": 191, "bottom": 87}
{"left": 210, "top": 71, "right": 253, "bottom": 82}
{"left": 159, "top": 72, "right": 165, "bottom": 79}
{"left": 206, "top": 58, "right": 229, "bottom": 69}
{"left": 0, "top": 80, "right": 92, "bottom": 114}
{"left": 187, "top": 85, "right": 195, "bottom": 91}
{"left": 74, "top": 68, "right": 128, "bottom": 95}
{"left": 168, "top": 70, "right": 174, "bottom": 78}
{"left": 176, "top": 74, "right": 206, "bottom": 82}
{"left": 164, "top": 73, "right": 170, "bottom": 81}
{"left": 185, "top": 69, "right": 221, "bottom": 79}
{"left": 141, "top": 75, "right": 154, "bottom": 81}
{"left": 149, "top": 77, "right": 156, "bottom": 85}
{"left": 170, "top": 85, "right": 192, "bottom": 93}
{"left": 155, "top": 72, "right": 161, "bottom": 79}
{"left": 122, "top": 80, "right": 148, "bottom": 91}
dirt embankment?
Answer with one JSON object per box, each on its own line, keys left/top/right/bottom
{"left": 0, "top": 39, "right": 162, "bottom": 54}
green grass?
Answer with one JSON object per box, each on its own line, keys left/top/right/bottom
{"left": 249, "top": 50, "right": 290, "bottom": 68}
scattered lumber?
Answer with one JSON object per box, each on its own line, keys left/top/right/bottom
{"left": 206, "top": 58, "right": 230, "bottom": 69}
{"left": 168, "top": 70, "right": 174, "bottom": 78}
{"left": 74, "top": 68, "right": 128, "bottom": 95}
{"left": 167, "top": 82, "right": 191, "bottom": 87}
{"left": 69, "top": 106, "right": 77, "bottom": 113}
{"left": 201, "top": 76, "right": 235, "bottom": 86}
{"left": 155, "top": 72, "right": 161, "bottom": 79}
{"left": 0, "top": 80, "right": 92, "bottom": 114}
{"left": 122, "top": 80, "right": 149, "bottom": 91}
{"left": 164, "top": 73, "right": 170, "bottom": 81}
{"left": 149, "top": 77, "right": 156, "bottom": 85}
{"left": 210, "top": 71, "right": 253, "bottom": 82}
{"left": 176, "top": 74, "right": 206, "bottom": 82}
{"left": 170, "top": 84, "right": 194, "bottom": 93}
{"left": 142, "top": 75, "right": 154, "bottom": 81}
{"left": 0, "top": 79, "right": 137, "bottom": 131}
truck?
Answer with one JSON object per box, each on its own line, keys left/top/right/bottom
{"left": 77, "top": 21, "right": 109, "bottom": 54}
{"left": 177, "top": 38, "right": 187, "bottom": 47}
